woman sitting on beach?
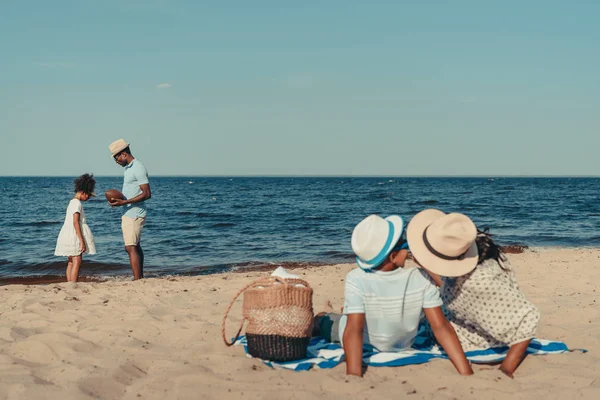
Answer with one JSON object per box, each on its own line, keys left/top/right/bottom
{"left": 406, "top": 209, "right": 540, "bottom": 378}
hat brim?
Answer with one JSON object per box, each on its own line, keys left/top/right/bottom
{"left": 356, "top": 215, "right": 404, "bottom": 270}
{"left": 110, "top": 143, "right": 130, "bottom": 157}
{"left": 406, "top": 209, "right": 478, "bottom": 277}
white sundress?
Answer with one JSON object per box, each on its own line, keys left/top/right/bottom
{"left": 54, "top": 199, "right": 96, "bottom": 257}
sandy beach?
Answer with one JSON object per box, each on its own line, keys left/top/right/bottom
{"left": 0, "top": 248, "right": 598, "bottom": 399}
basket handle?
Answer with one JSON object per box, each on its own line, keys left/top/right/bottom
{"left": 221, "top": 276, "right": 290, "bottom": 346}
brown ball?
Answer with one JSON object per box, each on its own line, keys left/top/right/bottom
{"left": 105, "top": 189, "right": 125, "bottom": 201}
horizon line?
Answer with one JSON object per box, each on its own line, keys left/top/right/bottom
{"left": 1, "top": 174, "right": 599, "bottom": 178}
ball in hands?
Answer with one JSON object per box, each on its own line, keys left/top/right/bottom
{"left": 105, "top": 189, "right": 125, "bottom": 202}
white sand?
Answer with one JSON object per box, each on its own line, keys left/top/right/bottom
{"left": 0, "top": 248, "right": 598, "bottom": 399}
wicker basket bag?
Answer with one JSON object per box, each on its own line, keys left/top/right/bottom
{"left": 222, "top": 276, "right": 314, "bottom": 362}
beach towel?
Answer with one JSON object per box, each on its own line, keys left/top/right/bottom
{"left": 233, "top": 328, "right": 573, "bottom": 371}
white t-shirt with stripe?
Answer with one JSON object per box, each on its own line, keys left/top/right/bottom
{"left": 340, "top": 266, "right": 442, "bottom": 352}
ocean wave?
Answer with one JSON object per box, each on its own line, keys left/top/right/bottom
{"left": 365, "top": 192, "right": 389, "bottom": 200}
{"left": 10, "top": 220, "right": 62, "bottom": 227}
{"left": 293, "top": 225, "right": 311, "bottom": 231}
{"left": 321, "top": 250, "right": 354, "bottom": 258}
{"left": 285, "top": 215, "right": 329, "bottom": 223}
{"left": 227, "top": 260, "right": 329, "bottom": 274}
{"left": 0, "top": 261, "right": 129, "bottom": 277}
{"left": 176, "top": 211, "right": 196, "bottom": 216}
{"left": 209, "top": 222, "right": 236, "bottom": 228}
{"left": 306, "top": 216, "right": 329, "bottom": 221}
{"left": 196, "top": 212, "right": 235, "bottom": 218}
{"left": 173, "top": 244, "right": 201, "bottom": 251}
{"left": 181, "top": 224, "right": 199, "bottom": 231}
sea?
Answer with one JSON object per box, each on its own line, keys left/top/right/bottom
{"left": 0, "top": 177, "right": 599, "bottom": 283}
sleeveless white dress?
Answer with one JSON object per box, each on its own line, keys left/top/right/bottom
{"left": 54, "top": 199, "right": 96, "bottom": 256}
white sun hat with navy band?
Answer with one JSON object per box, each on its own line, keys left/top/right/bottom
{"left": 351, "top": 214, "right": 404, "bottom": 270}
{"left": 406, "top": 209, "right": 478, "bottom": 277}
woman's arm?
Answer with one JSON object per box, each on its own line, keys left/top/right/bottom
{"left": 342, "top": 313, "right": 365, "bottom": 377}
{"left": 499, "top": 339, "right": 531, "bottom": 378}
{"left": 424, "top": 306, "right": 473, "bottom": 376}
{"left": 73, "top": 212, "right": 86, "bottom": 253}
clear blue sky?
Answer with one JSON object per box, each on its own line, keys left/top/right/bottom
{"left": 1, "top": 0, "right": 598, "bottom": 176}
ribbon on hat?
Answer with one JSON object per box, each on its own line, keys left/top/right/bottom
{"left": 422, "top": 226, "right": 468, "bottom": 261}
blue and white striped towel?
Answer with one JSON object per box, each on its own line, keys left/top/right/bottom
{"left": 233, "top": 332, "right": 572, "bottom": 371}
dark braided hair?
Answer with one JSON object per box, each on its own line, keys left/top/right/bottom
{"left": 476, "top": 227, "right": 507, "bottom": 267}
{"left": 74, "top": 173, "right": 96, "bottom": 196}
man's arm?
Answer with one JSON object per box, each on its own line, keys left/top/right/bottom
{"left": 109, "top": 183, "right": 151, "bottom": 206}
{"left": 424, "top": 306, "right": 473, "bottom": 376}
{"left": 127, "top": 183, "right": 151, "bottom": 203}
{"left": 343, "top": 313, "right": 365, "bottom": 377}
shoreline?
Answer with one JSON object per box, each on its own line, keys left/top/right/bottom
{"left": 0, "top": 244, "right": 586, "bottom": 287}
{"left": 0, "top": 261, "right": 334, "bottom": 286}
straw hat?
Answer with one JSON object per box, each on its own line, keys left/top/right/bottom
{"left": 406, "top": 209, "right": 478, "bottom": 277}
{"left": 351, "top": 214, "right": 404, "bottom": 270}
{"left": 109, "top": 139, "right": 130, "bottom": 157}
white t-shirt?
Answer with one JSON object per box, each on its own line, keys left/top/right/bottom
{"left": 340, "top": 267, "right": 442, "bottom": 352}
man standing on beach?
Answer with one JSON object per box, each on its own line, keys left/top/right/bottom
{"left": 108, "top": 139, "right": 151, "bottom": 280}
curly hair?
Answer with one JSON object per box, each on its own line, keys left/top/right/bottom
{"left": 476, "top": 227, "right": 507, "bottom": 267}
{"left": 74, "top": 173, "right": 96, "bottom": 195}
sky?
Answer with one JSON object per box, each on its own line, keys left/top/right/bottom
{"left": 1, "top": 0, "right": 599, "bottom": 176}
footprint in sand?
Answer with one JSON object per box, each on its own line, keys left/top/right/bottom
{"left": 78, "top": 376, "right": 126, "bottom": 399}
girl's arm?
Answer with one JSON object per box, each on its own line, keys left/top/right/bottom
{"left": 424, "top": 306, "right": 473, "bottom": 376}
{"left": 499, "top": 339, "right": 531, "bottom": 378}
{"left": 342, "top": 313, "right": 365, "bottom": 377}
{"left": 73, "top": 212, "right": 86, "bottom": 253}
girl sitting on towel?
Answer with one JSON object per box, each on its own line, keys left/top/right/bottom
{"left": 406, "top": 209, "right": 540, "bottom": 378}
{"left": 314, "top": 215, "right": 473, "bottom": 377}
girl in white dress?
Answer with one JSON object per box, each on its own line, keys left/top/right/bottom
{"left": 55, "top": 174, "right": 97, "bottom": 282}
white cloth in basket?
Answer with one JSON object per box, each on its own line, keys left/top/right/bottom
{"left": 253, "top": 267, "right": 306, "bottom": 288}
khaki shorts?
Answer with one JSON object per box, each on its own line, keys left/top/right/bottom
{"left": 122, "top": 216, "right": 146, "bottom": 246}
